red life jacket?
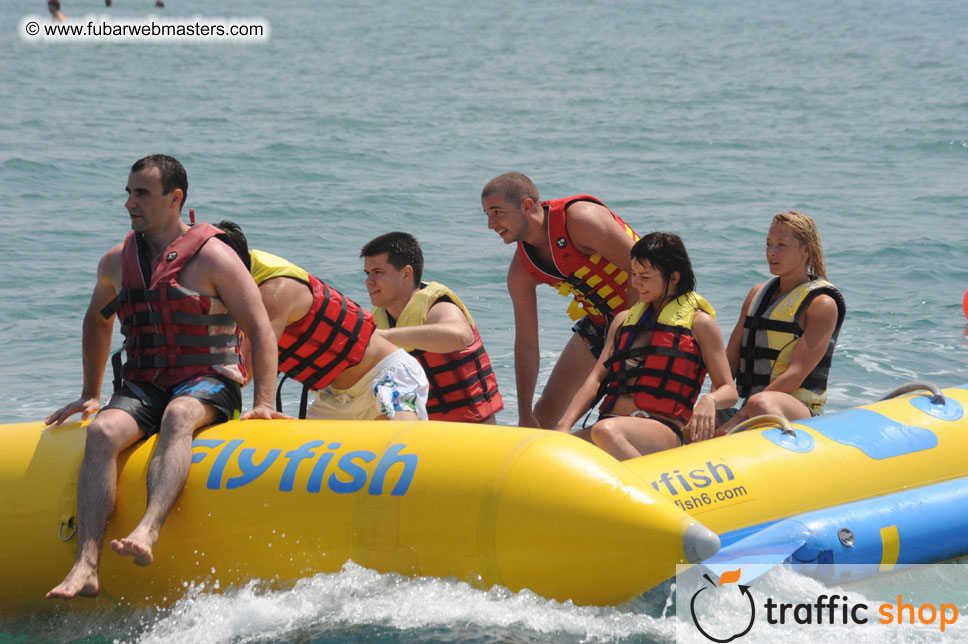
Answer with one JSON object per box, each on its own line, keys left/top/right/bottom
{"left": 413, "top": 327, "right": 502, "bottom": 422}
{"left": 516, "top": 195, "right": 639, "bottom": 327}
{"left": 276, "top": 273, "right": 376, "bottom": 392}
{"left": 372, "top": 282, "right": 502, "bottom": 422}
{"left": 104, "top": 223, "right": 243, "bottom": 390}
{"left": 598, "top": 296, "right": 712, "bottom": 424}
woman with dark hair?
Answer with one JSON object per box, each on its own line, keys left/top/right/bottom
{"left": 555, "top": 232, "right": 736, "bottom": 460}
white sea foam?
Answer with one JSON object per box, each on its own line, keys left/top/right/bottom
{"left": 132, "top": 562, "right": 670, "bottom": 644}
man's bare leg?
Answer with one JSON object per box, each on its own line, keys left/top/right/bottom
{"left": 533, "top": 332, "right": 598, "bottom": 429}
{"left": 47, "top": 409, "right": 143, "bottom": 599}
{"left": 110, "top": 398, "right": 215, "bottom": 566}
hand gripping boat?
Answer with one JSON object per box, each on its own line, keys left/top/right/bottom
{"left": 3, "top": 382, "right": 967, "bottom": 612}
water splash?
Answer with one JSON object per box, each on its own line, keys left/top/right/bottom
{"left": 131, "top": 562, "right": 670, "bottom": 644}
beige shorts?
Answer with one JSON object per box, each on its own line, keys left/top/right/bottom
{"left": 306, "top": 349, "right": 429, "bottom": 421}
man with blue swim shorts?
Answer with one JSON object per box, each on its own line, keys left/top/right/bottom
{"left": 44, "top": 155, "right": 280, "bottom": 601}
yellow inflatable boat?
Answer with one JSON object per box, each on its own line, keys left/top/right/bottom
{"left": 3, "top": 382, "right": 967, "bottom": 613}
{"left": 0, "top": 415, "right": 715, "bottom": 613}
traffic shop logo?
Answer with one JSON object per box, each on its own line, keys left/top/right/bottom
{"left": 683, "top": 565, "right": 961, "bottom": 640}
{"left": 689, "top": 569, "right": 754, "bottom": 643}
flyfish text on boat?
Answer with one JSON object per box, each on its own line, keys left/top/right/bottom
{"left": 191, "top": 438, "right": 418, "bottom": 495}
{"left": 650, "top": 460, "right": 736, "bottom": 495}
{"left": 649, "top": 460, "right": 751, "bottom": 512}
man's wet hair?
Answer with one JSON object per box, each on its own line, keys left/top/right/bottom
{"left": 215, "top": 220, "right": 251, "bottom": 272}
{"left": 481, "top": 172, "right": 540, "bottom": 209}
{"left": 360, "top": 232, "right": 424, "bottom": 287}
{"left": 131, "top": 154, "right": 188, "bottom": 210}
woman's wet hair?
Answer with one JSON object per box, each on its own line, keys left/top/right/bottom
{"left": 772, "top": 211, "right": 826, "bottom": 279}
{"left": 630, "top": 232, "right": 696, "bottom": 300}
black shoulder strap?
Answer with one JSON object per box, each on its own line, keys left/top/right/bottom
{"left": 274, "top": 373, "right": 310, "bottom": 419}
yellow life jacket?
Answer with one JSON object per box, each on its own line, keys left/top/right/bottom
{"left": 373, "top": 282, "right": 502, "bottom": 422}
{"left": 600, "top": 293, "right": 714, "bottom": 422}
{"left": 737, "top": 277, "right": 846, "bottom": 412}
{"left": 624, "top": 292, "right": 715, "bottom": 327}
{"left": 372, "top": 282, "right": 475, "bottom": 351}
{"left": 249, "top": 249, "right": 376, "bottom": 415}
{"left": 249, "top": 249, "right": 310, "bottom": 286}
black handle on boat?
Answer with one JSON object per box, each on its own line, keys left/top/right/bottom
{"left": 726, "top": 414, "right": 796, "bottom": 436}
{"left": 878, "top": 381, "right": 945, "bottom": 405}
{"left": 58, "top": 516, "right": 76, "bottom": 542}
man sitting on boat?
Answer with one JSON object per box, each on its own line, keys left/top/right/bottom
{"left": 216, "top": 221, "right": 429, "bottom": 421}
{"left": 360, "top": 232, "right": 503, "bottom": 424}
{"left": 716, "top": 211, "right": 847, "bottom": 434}
{"left": 556, "top": 233, "right": 737, "bottom": 459}
{"left": 481, "top": 172, "right": 641, "bottom": 429}
{"left": 45, "top": 155, "right": 281, "bottom": 599}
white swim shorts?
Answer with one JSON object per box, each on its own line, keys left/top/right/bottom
{"left": 306, "top": 349, "right": 429, "bottom": 421}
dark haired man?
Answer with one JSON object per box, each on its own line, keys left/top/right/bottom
{"left": 215, "top": 221, "right": 429, "bottom": 421}
{"left": 361, "top": 232, "right": 503, "bottom": 424}
{"left": 481, "top": 172, "right": 640, "bottom": 429}
{"left": 45, "top": 155, "right": 280, "bottom": 599}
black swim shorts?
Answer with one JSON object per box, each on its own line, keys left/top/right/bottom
{"left": 598, "top": 411, "right": 685, "bottom": 445}
{"left": 572, "top": 316, "right": 608, "bottom": 359}
{"left": 99, "top": 374, "right": 242, "bottom": 435}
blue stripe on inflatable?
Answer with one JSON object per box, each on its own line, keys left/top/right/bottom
{"left": 717, "top": 519, "right": 783, "bottom": 549}
{"left": 804, "top": 408, "right": 937, "bottom": 459}
{"left": 713, "top": 477, "right": 968, "bottom": 581}
{"left": 791, "top": 476, "right": 968, "bottom": 568}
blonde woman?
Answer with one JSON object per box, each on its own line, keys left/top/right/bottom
{"left": 717, "top": 211, "right": 846, "bottom": 434}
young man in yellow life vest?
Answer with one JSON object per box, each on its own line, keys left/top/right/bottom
{"left": 44, "top": 156, "right": 281, "bottom": 600}
{"left": 216, "top": 222, "right": 429, "bottom": 422}
{"left": 717, "top": 211, "right": 846, "bottom": 434}
{"left": 482, "top": 172, "right": 641, "bottom": 429}
{"left": 360, "top": 232, "right": 503, "bottom": 424}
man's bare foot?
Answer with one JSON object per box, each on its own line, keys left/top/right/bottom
{"left": 110, "top": 532, "right": 155, "bottom": 566}
{"left": 46, "top": 566, "right": 99, "bottom": 599}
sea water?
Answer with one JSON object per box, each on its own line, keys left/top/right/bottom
{"left": 2, "top": 0, "right": 967, "bottom": 641}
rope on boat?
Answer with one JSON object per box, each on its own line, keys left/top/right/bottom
{"left": 878, "top": 380, "right": 945, "bottom": 405}
{"left": 726, "top": 413, "right": 796, "bottom": 436}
